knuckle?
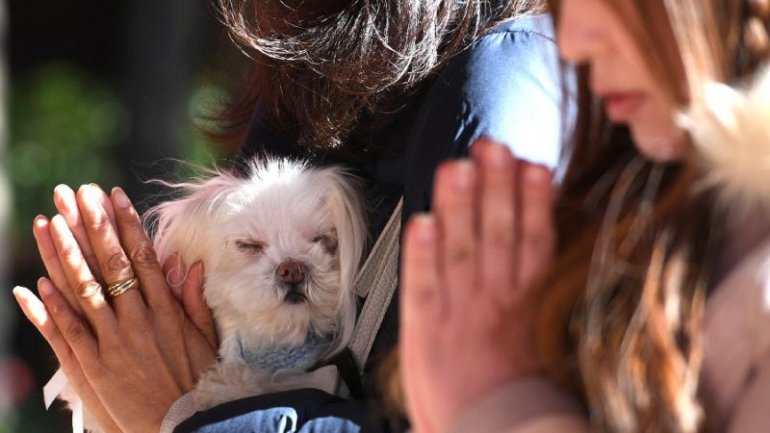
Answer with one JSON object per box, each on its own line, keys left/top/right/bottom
{"left": 522, "top": 231, "right": 555, "bottom": 258}
{"left": 446, "top": 240, "right": 475, "bottom": 263}
{"left": 77, "top": 281, "right": 103, "bottom": 299}
{"left": 133, "top": 326, "right": 155, "bottom": 344}
{"left": 41, "top": 247, "right": 59, "bottom": 262}
{"left": 123, "top": 326, "right": 153, "bottom": 350}
{"left": 153, "top": 306, "right": 183, "bottom": 331}
{"left": 59, "top": 242, "right": 82, "bottom": 263}
{"left": 130, "top": 242, "right": 158, "bottom": 266}
{"left": 106, "top": 251, "right": 132, "bottom": 273}
{"left": 486, "top": 221, "right": 515, "bottom": 247}
{"left": 413, "top": 283, "right": 438, "bottom": 305}
{"left": 470, "top": 305, "right": 507, "bottom": 332}
{"left": 66, "top": 321, "right": 87, "bottom": 341}
{"left": 47, "top": 296, "right": 67, "bottom": 315}
{"left": 153, "top": 302, "right": 178, "bottom": 320}
{"left": 87, "top": 213, "right": 112, "bottom": 235}
{"left": 45, "top": 321, "right": 65, "bottom": 343}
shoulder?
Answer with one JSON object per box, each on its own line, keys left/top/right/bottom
{"left": 407, "top": 14, "right": 567, "bottom": 169}
{"left": 447, "top": 14, "right": 563, "bottom": 118}
{"left": 434, "top": 14, "right": 560, "bottom": 102}
{"left": 465, "top": 14, "right": 558, "bottom": 68}
{"left": 399, "top": 14, "right": 570, "bottom": 217}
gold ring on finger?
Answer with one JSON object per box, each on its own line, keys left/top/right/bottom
{"left": 106, "top": 277, "right": 138, "bottom": 298}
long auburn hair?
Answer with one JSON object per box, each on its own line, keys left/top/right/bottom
{"left": 213, "top": 0, "right": 545, "bottom": 158}
{"left": 536, "top": 1, "right": 770, "bottom": 432}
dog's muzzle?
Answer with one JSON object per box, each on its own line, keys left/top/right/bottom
{"left": 277, "top": 260, "right": 308, "bottom": 304}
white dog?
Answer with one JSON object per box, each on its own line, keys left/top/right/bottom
{"left": 47, "top": 157, "right": 366, "bottom": 432}
{"left": 146, "top": 157, "right": 367, "bottom": 410}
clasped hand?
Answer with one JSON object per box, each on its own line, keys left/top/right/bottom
{"left": 14, "top": 184, "right": 218, "bottom": 432}
{"left": 400, "top": 140, "right": 556, "bottom": 433}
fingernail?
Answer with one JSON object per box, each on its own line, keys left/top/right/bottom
{"left": 54, "top": 184, "right": 73, "bottom": 198}
{"left": 412, "top": 214, "right": 436, "bottom": 244}
{"left": 53, "top": 184, "right": 68, "bottom": 199}
{"left": 488, "top": 143, "right": 512, "bottom": 169}
{"left": 50, "top": 214, "right": 64, "bottom": 231}
{"left": 50, "top": 214, "right": 68, "bottom": 232}
{"left": 12, "top": 286, "right": 27, "bottom": 299}
{"left": 454, "top": 162, "right": 474, "bottom": 191}
{"left": 54, "top": 185, "right": 76, "bottom": 219}
{"left": 79, "top": 184, "right": 100, "bottom": 202}
{"left": 112, "top": 187, "right": 131, "bottom": 209}
{"left": 37, "top": 278, "right": 53, "bottom": 297}
{"left": 33, "top": 215, "right": 48, "bottom": 228}
{"left": 526, "top": 165, "right": 550, "bottom": 187}
{"left": 166, "top": 266, "right": 183, "bottom": 287}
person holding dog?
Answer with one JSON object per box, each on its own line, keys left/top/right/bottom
{"left": 400, "top": 0, "right": 770, "bottom": 432}
{"left": 13, "top": 0, "right": 571, "bottom": 432}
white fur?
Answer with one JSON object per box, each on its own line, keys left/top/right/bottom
{"left": 678, "top": 66, "right": 770, "bottom": 218}
{"left": 146, "top": 157, "right": 366, "bottom": 410}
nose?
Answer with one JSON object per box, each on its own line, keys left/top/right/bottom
{"left": 557, "top": 0, "right": 608, "bottom": 64}
{"left": 276, "top": 261, "right": 307, "bottom": 284}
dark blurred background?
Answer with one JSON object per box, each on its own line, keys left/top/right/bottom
{"left": 1, "top": 0, "right": 241, "bottom": 430}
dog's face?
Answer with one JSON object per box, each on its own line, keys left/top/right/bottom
{"left": 148, "top": 159, "right": 366, "bottom": 354}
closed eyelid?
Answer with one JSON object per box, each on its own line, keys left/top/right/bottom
{"left": 233, "top": 239, "right": 267, "bottom": 252}
{"left": 312, "top": 232, "right": 338, "bottom": 254}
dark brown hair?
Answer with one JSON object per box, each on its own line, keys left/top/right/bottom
{"left": 214, "top": 0, "right": 546, "bottom": 157}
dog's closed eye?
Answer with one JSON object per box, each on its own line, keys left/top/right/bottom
{"left": 312, "top": 232, "right": 338, "bottom": 255}
{"left": 235, "top": 240, "right": 266, "bottom": 255}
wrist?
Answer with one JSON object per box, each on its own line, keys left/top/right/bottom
{"left": 443, "top": 377, "right": 583, "bottom": 433}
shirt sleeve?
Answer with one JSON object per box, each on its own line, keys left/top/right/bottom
{"left": 403, "top": 14, "right": 573, "bottom": 215}
{"left": 452, "top": 15, "right": 568, "bottom": 169}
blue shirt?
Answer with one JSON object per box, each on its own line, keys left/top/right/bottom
{"left": 176, "top": 14, "right": 567, "bottom": 433}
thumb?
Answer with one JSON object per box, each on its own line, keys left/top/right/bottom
{"left": 161, "top": 254, "right": 184, "bottom": 302}
{"left": 182, "top": 262, "right": 217, "bottom": 348}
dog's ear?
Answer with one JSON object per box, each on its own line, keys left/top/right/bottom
{"left": 318, "top": 167, "right": 367, "bottom": 349}
{"left": 144, "top": 171, "right": 242, "bottom": 278}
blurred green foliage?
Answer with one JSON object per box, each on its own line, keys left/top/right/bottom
{"left": 7, "top": 63, "right": 233, "bottom": 261}
{"left": 7, "top": 66, "right": 232, "bottom": 433}
{"left": 181, "top": 83, "right": 233, "bottom": 174}
{"left": 8, "top": 63, "right": 125, "bottom": 258}
{"left": 6, "top": 62, "right": 127, "bottom": 432}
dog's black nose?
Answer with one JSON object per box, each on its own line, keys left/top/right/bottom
{"left": 276, "top": 261, "right": 307, "bottom": 284}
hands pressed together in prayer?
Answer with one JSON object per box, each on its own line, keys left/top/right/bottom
{"left": 14, "top": 184, "right": 219, "bottom": 432}
{"left": 400, "top": 139, "right": 556, "bottom": 433}
{"left": 13, "top": 138, "right": 554, "bottom": 433}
